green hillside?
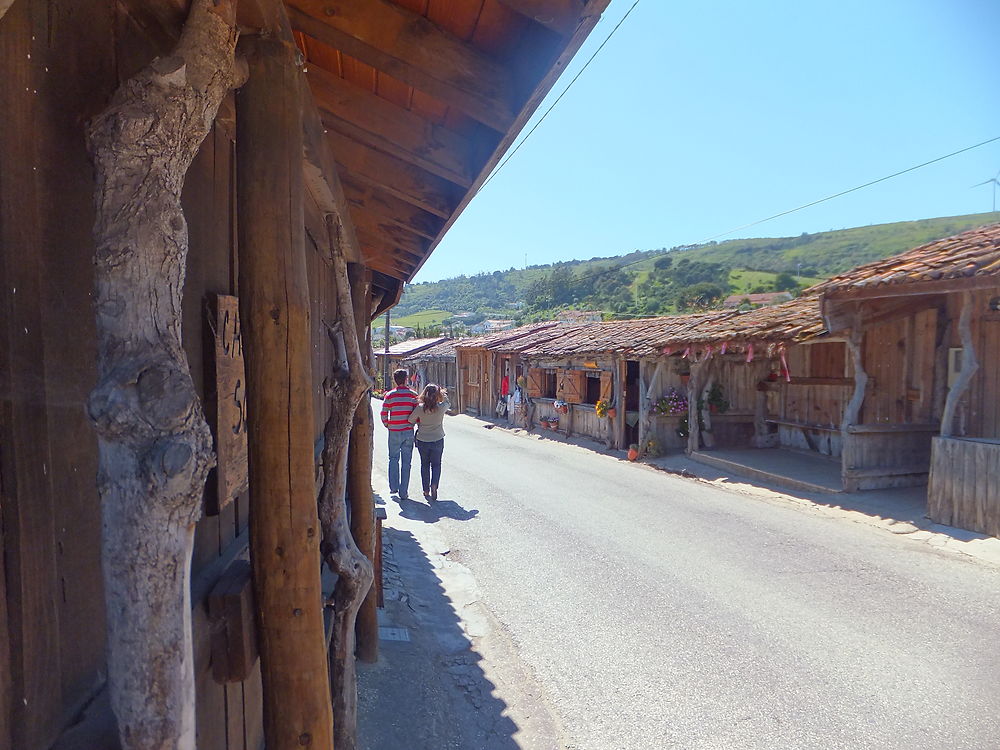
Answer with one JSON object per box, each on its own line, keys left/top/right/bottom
{"left": 393, "top": 211, "right": 1000, "bottom": 322}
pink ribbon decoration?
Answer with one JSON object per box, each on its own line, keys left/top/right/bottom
{"left": 682, "top": 347, "right": 691, "bottom": 359}
{"left": 720, "top": 341, "right": 728, "bottom": 355}
{"left": 745, "top": 343, "right": 754, "bottom": 363}
{"left": 663, "top": 346, "right": 673, "bottom": 356}
{"left": 780, "top": 348, "right": 790, "bottom": 382}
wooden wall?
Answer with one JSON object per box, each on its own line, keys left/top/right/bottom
{"left": 961, "top": 288, "right": 1000, "bottom": 439}
{"left": 0, "top": 3, "right": 352, "bottom": 746}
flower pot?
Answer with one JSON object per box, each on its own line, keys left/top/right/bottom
{"left": 679, "top": 374, "right": 690, "bottom": 385}
{"left": 607, "top": 407, "right": 617, "bottom": 419}
{"left": 627, "top": 447, "right": 639, "bottom": 461}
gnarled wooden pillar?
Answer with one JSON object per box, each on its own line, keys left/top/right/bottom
{"left": 85, "top": 2, "right": 242, "bottom": 747}
{"left": 347, "top": 263, "right": 379, "bottom": 663}
{"left": 940, "top": 291, "right": 979, "bottom": 437}
{"left": 237, "top": 35, "right": 334, "bottom": 750}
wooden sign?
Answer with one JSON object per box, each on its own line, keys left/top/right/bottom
{"left": 205, "top": 294, "right": 249, "bottom": 515}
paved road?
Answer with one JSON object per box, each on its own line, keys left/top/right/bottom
{"left": 371, "top": 411, "right": 1000, "bottom": 750}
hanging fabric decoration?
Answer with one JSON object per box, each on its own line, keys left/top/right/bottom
{"left": 663, "top": 346, "right": 673, "bottom": 356}
{"left": 780, "top": 345, "right": 791, "bottom": 382}
{"left": 746, "top": 343, "right": 754, "bottom": 363}
{"left": 682, "top": 346, "right": 691, "bottom": 359}
{"left": 720, "top": 341, "right": 728, "bottom": 355}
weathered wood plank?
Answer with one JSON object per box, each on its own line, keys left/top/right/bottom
{"left": 341, "top": 175, "right": 445, "bottom": 241}
{"left": 288, "top": 0, "right": 516, "bottom": 131}
{"left": 497, "top": 0, "right": 587, "bottom": 35}
{"left": 309, "top": 65, "right": 478, "bottom": 187}
{"left": 327, "top": 129, "right": 461, "bottom": 219}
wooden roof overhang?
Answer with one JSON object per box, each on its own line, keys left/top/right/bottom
{"left": 118, "top": 0, "right": 611, "bottom": 310}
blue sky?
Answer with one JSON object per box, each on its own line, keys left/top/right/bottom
{"left": 416, "top": 0, "right": 1000, "bottom": 283}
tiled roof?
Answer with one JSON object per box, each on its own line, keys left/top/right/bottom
{"left": 516, "top": 313, "right": 723, "bottom": 358}
{"left": 808, "top": 222, "right": 1000, "bottom": 295}
{"left": 401, "top": 338, "right": 458, "bottom": 361}
{"left": 454, "top": 321, "right": 560, "bottom": 350}
{"left": 656, "top": 296, "right": 827, "bottom": 348}
{"left": 506, "top": 299, "right": 826, "bottom": 359}
{"left": 374, "top": 337, "right": 448, "bottom": 357}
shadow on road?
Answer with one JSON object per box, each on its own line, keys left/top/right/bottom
{"left": 396, "top": 494, "right": 479, "bottom": 523}
{"left": 358, "top": 528, "right": 519, "bottom": 749}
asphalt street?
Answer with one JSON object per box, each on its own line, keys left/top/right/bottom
{"left": 370, "top": 409, "right": 1000, "bottom": 750}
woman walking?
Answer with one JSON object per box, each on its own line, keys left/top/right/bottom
{"left": 408, "top": 384, "right": 451, "bottom": 501}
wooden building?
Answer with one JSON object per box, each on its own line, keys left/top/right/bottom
{"left": 454, "top": 321, "right": 562, "bottom": 416}
{"left": 373, "top": 335, "right": 448, "bottom": 388}
{"left": 815, "top": 223, "right": 1000, "bottom": 527}
{"left": 401, "top": 338, "right": 460, "bottom": 394}
{"left": 0, "top": 2, "right": 610, "bottom": 748}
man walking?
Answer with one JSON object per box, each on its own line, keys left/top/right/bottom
{"left": 381, "top": 368, "right": 418, "bottom": 500}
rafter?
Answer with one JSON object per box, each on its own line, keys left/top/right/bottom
{"left": 307, "top": 66, "right": 478, "bottom": 187}
{"left": 497, "top": 0, "right": 587, "bottom": 35}
{"left": 352, "top": 219, "right": 426, "bottom": 265}
{"left": 325, "top": 130, "right": 461, "bottom": 220}
{"left": 288, "top": 0, "right": 515, "bottom": 132}
{"left": 340, "top": 176, "right": 444, "bottom": 241}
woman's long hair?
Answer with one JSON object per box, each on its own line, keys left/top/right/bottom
{"left": 420, "top": 384, "right": 440, "bottom": 412}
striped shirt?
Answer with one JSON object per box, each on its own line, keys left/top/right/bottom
{"left": 380, "top": 387, "right": 418, "bottom": 431}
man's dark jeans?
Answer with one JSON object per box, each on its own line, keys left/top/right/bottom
{"left": 416, "top": 438, "right": 444, "bottom": 492}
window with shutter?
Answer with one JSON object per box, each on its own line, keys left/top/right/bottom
{"left": 561, "top": 369, "right": 585, "bottom": 404}
{"left": 526, "top": 368, "right": 545, "bottom": 398}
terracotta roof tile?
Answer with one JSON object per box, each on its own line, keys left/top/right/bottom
{"left": 809, "top": 222, "right": 1000, "bottom": 295}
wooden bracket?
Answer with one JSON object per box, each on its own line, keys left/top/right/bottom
{"left": 208, "top": 560, "right": 259, "bottom": 684}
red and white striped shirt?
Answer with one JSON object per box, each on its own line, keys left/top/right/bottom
{"left": 380, "top": 387, "right": 418, "bottom": 431}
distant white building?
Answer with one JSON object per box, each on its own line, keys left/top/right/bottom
{"left": 372, "top": 325, "right": 416, "bottom": 339}
{"left": 468, "top": 319, "right": 515, "bottom": 335}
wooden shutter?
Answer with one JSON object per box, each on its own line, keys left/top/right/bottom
{"left": 599, "top": 371, "right": 613, "bottom": 402}
{"left": 526, "top": 368, "right": 544, "bottom": 398}
{"left": 561, "top": 369, "right": 585, "bottom": 404}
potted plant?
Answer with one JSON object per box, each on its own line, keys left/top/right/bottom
{"left": 706, "top": 383, "right": 729, "bottom": 415}
{"left": 627, "top": 443, "right": 640, "bottom": 461}
{"left": 595, "top": 398, "right": 615, "bottom": 419}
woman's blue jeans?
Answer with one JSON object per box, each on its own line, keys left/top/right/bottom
{"left": 416, "top": 438, "right": 444, "bottom": 491}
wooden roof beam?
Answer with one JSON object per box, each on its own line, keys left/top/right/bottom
{"left": 340, "top": 176, "right": 444, "bottom": 242}
{"left": 308, "top": 66, "right": 483, "bottom": 187}
{"left": 496, "top": 0, "right": 589, "bottom": 35}
{"left": 353, "top": 220, "right": 426, "bottom": 265}
{"left": 325, "top": 130, "right": 462, "bottom": 220}
{"left": 287, "top": 0, "right": 516, "bottom": 132}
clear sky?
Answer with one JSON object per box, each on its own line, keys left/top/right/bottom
{"left": 416, "top": 0, "right": 1000, "bottom": 282}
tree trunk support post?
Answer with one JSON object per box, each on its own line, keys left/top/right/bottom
{"left": 940, "top": 291, "right": 979, "bottom": 438}
{"left": 236, "top": 35, "right": 335, "bottom": 750}
{"left": 347, "top": 262, "right": 379, "bottom": 664}
{"left": 85, "top": 2, "right": 242, "bottom": 747}
{"left": 841, "top": 307, "right": 869, "bottom": 490}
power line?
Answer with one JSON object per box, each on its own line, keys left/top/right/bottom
{"left": 564, "top": 134, "right": 1000, "bottom": 289}
{"left": 478, "top": 0, "right": 643, "bottom": 193}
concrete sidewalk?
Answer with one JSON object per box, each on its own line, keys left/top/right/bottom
{"left": 357, "top": 491, "right": 561, "bottom": 750}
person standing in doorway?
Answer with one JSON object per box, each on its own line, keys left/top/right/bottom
{"left": 408, "top": 384, "right": 452, "bottom": 501}
{"left": 381, "top": 368, "right": 418, "bottom": 500}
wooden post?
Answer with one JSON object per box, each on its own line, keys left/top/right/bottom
{"left": 613, "top": 356, "right": 625, "bottom": 450}
{"left": 940, "top": 291, "right": 980, "bottom": 438}
{"left": 639, "top": 358, "right": 665, "bottom": 456}
{"left": 237, "top": 35, "right": 334, "bottom": 750}
{"left": 751, "top": 360, "right": 773, "bottom": 447}
{"left": 85, "top": 2, "right": 242, "bottom": 747}
{"left": 700, "top": 365, "right": 716, "bottom": 450}
{"left": 841, "top": 309, "right": 869, "bottom": 489}
{"left": 347, "top": 263, "right": 379, "bottom": 663}
{"left": 317, "top": 215, "right": 375, "bottom": 750}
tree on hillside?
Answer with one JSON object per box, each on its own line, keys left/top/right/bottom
{"left": 773, "top": 272, "right": 799, "bottom": 292}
